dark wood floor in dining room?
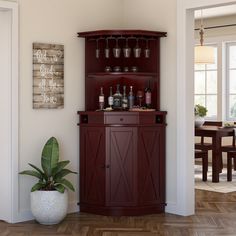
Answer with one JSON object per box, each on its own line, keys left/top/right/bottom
{"left": 1, "top": 190, "right": 236, "bottom": 236}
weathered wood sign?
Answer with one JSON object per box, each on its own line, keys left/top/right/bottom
{"left": 33, "top": 43, "right": 64, "bottom": 109}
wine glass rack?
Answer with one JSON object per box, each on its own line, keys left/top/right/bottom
{"left": 78, "top": 29, "right": 167, "bottom": 111}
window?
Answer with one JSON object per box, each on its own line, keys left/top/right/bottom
{"left": 194, "top": 46, "right": 218, "bottom": 119}
{"left": 226, "top": 43, "right": 236, "bottom": 120}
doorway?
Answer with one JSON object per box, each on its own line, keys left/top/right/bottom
{"left": 0, "top": 1, "right": 19, "bottom": 223}
{"left": 177, "top": 0, "right": 236, "bottom": 216}
{"left": 194, "top": 6, "right": 236, "bottom": 193}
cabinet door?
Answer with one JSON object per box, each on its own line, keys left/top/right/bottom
{"left": 138, "top": 127, "right": 165, "bottom": 205}
{"left": 80, "top": 127, "right": 105, "bottom": 205}
{"left": 106, "top": 127, "right": 137, "bottom": 206}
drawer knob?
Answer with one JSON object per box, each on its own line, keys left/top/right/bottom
{"left": 120, "top": 118, "right": 124, "bottom": 121}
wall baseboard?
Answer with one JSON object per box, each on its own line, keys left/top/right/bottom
{"left": 165, "top": 201, "right": 178, "bottom": 215}
{"left": 13, "top": 201, "right": 79, "bottom": 223}
{"left": 166, "top": 201, "right": 194, "bottom": 216}
{"left": 13, "top": 210, "right": 34, "bottom": 223}
{"left": 68, "top": 201, "right": 79, "bottom": 213}
{"left": 13, "top": 201, "right": 184, "bottom": 223}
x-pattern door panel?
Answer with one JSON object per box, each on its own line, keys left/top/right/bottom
{"left": 81, "top": 127, "right": 105, "bottom": 205}
{"left": 138, "top": 127, "right": 164, "bottom": 205}
{"left": 106, "top": 127, "right": 137, "bottom": 206}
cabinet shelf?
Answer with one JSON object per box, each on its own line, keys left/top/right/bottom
{"left": 88, "top": 72, "right": 157, "bottom": 78}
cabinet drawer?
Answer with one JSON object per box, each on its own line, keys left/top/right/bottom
{"left": 105, "top": 114, "right": 139, "bottom": 124}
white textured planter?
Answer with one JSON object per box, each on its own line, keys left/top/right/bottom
{"left": 195, "top": 116, "right": 205, "bottom": 127}
{"left": 31, "top": 190, "right": 68, "bottom": 225}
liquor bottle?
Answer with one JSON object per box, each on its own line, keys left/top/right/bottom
{"left": 122, "top": 85, "right": 128, "bottom": 110}
{"left": 145, "top": 80, "right": 152, "bottom": 108}
{"left": 113, "top": 84, "right": 122, "bottom": 109}
{"left": 99, "top": 87, "right": 105, "bottom": 110}
{"left": 108, "top": 86, "right": 114, "bottom": 108}
{"left": 128, "top": 86, "right": 134, "bottom": 109}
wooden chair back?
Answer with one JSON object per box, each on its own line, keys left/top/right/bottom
{"left": 203, "top": 121, "right": 223, "bottom": 126}
{"left": 199, "top": 121, "right": 223, "bottom": 144}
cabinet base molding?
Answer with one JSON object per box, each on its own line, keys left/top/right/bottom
{"left": 80, "top": 203, "right": 165, "bottom": 216}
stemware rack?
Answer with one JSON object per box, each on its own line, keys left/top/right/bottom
{"left": 92, "top": 36, "right": 155, "bottom": 59}
{"left": 77, "top": 29, "right": 167, "bottom": 111}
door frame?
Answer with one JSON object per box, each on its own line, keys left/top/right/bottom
{"left": 0, "top": 0, "right": 19, "bottom": 223}
{"left": 176, "top": 0, "right": 236, "bottom": 216}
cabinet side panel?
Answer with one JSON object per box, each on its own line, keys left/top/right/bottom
{"left": 80, "top": 127, "right": 105, "bottom": 205}
{"left": 138, "top": 127, "right": 165, "bottom": 205}
{"left": 80, "top": 127, "right": 86, "bottom": 203}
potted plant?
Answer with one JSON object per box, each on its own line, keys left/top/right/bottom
{"left": 19, "top": 137, "right": 77, "bottom": 225}
{"left": 194, "top": 104, "right": 208, "bottom": 127}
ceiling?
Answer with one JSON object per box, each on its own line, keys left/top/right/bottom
{"left": 195, "top": 5, "right": 236, "bottom": 19}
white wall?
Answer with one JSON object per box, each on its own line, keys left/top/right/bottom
{"left": 17, "top": 0, "right": 124, "bottom": 221}
{"left": 123, "top": 0, "right": 178, "bottom": 212}
{"left": 2, "top": 0, "right": 236, "bottom": 222}
{"left": 0, "top": 9, "right": 12, "bottom": 222}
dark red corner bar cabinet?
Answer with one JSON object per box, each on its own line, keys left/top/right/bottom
{"left": 77, "top": 30, "right": 167, "bottom": 216}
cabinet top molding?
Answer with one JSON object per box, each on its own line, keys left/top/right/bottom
{"left": 77, "top": 29, "right": 167, "bottom": 38}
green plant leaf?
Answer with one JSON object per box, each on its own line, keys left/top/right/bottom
{"left": 52, "top": 160, "right": 70, "bottom": 176}
{"left": 194, "top": 104, "right": 208, "bottom": 117}
{"left": 57, "top": 178, "right": 75, "bottom": 192}
{"left": 54, "top": 184, "right": 65, "bottom": 193}
{"left": 31, "top": 182, "right": 46, "bottom": 192}
{"left": 19, "top": 137, "right": 77, "bottom": 193}
{"left": 54, "top": 169, "right": 77, "bottom": 180}
{"left": 28, "top": 163, "right": 46, "bottom": 180}
{"left": 19, "top": 170, "right": 43, "bottom": 180}
{"left": 41, "top": 137, "right": 59, "bottom": 177}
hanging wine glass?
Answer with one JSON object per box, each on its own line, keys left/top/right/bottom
{"left": 104, "top": 38, "right": 110, "bottom": 58}
{"left": 144, "top": 39, "right": 150, "bottom": 58}
{"left": 95, "top": 39, "right": 100, "bottom": 59}
{"left": 123, "top": 38, "right": 131, "bottom": 58}
{"left": 133, "top": 38, "right": 141, "bottom": 58}
{"left": 113, "top": 38, "right": 121, "bottom": 58}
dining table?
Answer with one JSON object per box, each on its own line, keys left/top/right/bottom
{"left": 195, "top": 125, "right": 234, "bottom": 183}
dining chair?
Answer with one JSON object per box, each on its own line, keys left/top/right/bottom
{"left": 195, "top": 149, "right": 208, "bottom": 181}
{"left": 195, "top": 121, "right": 223, "bottom": 171}
{"left": 195, "top": 122, "right": 223, "bottom": 150}
{"left": 224, "top": 149, "right": 236, "bottom": 181}
{"left": 225, "top": 151, "right": 236, "bottom": 181}
{"left": 221, "top": 128, "right": 236, "bottom": 172}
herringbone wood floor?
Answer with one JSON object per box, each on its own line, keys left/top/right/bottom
{"left": 1, "top": 190, "right": 236, "bottom": 236}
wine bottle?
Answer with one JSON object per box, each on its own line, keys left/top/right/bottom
{"left": 113, "top": 84, "right": 122, "bottom": 109}
{"left": 145, "top": 80, "right": 152, "bottom": 108}
{"left": 128, "top": 86, "right": 134, "bottom": 109}
{"left": 108, "top": 86, "right": 114, "bottom": 108}
{"left": 99, "top": 87, "right": 105, "bottom": 110}
{"left": 122, "top": 85, "right": 128, "bottom": 110}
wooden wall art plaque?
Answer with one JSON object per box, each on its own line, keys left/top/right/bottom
{"left": 33, "top": 43, "right": 64, "bottom": 109}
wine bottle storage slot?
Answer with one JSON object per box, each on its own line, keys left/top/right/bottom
{"left": 156, "top": 115, "right": 164, "bottom": 124}
{"left": 81, "top": 115, "right": 88, "bottom": 124}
